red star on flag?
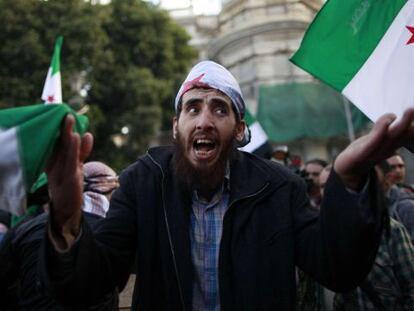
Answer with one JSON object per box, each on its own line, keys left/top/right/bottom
{"left": 406, "top": 26, "right": 414, "bottom": 45}
{"left": 47, "top": 95, "right": 55, "bottom": 103}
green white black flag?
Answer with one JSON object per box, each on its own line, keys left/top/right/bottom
{"left": 41, "top": 36, "right": 63, "bottom": 104}
{"left": 291, "top": 0, "right": 414, "bottom": 122}
{"left": 240, "top": 109, "right": 272, "bottom": 158}
{"left": 0, "top": 104, "right": 88, "bottom": 215}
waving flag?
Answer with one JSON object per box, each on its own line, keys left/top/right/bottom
{"left": 239, "top": 109, "right": 272, "bottom": 158}
{"left": 0, "top": 104, "right": 88, "bottom": 216}
{"left": 41, "top": 36, "right": 63, "bottom": 104}
{"left": 291, "top": 0, "right": 414, "bottom": 122}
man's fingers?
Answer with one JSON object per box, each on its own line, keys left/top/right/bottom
{"left": 62, "top": 114, "right": 75, "bottom": 145}
{"left": 388, "top": 108, "right": 414, "bottom": 140}
{"left": 46, "top": 114, "right": 74, "bottom": 173}
{"left": 66, "top": 131, "right": 81, "bottom": 175}
{"left": 361, "top": 113, "right": 396, "bottom": 155}
{"left": 80, "top": 132, "right": 93, "bottom": 163}
{"left": 373, "top": 112, "right": 397, "bottom": 132}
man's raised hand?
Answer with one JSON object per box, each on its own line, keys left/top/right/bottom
{"left": 334, "top": 108, "right": 414, "bottom": 190}
{"left": 46, "top": 114, "right": 93, "bottom": 249}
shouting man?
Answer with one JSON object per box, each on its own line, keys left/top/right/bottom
{"left": 41, "top": 61, "right": 414, "bottom": 310}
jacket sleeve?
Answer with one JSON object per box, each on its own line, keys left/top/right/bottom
{"left": 294, "top": 168, "right": 386, "bottom": 292}
{"left": 38, "top": 166, "right": 138, "bottom": 306}
{"left": 0, "top": 231, "right": 19, "bottom": 309}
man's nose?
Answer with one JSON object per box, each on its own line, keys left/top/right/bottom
{"left": 196, "top": 110, "right": 214, "bottom": 130}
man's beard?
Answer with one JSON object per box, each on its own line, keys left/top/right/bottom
{"left": 173, "top": 130, "right": 237, "bottom": 198}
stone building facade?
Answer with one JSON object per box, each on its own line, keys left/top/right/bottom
{"left": 170, "top": 0, "right": 337, "bottom": 161}
{"left": 209, "top": 0, "right": 321, "bottom": 112}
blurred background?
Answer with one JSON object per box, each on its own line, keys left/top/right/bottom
{"left": 1, "top": 0, "right": 413, "bottom": 183}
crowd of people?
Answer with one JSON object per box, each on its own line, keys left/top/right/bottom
{"left": 1, "top": 60, "right": 414, "bottom": 310}
{"left": 273, "top": 151, "right": 414, "bottom": 310}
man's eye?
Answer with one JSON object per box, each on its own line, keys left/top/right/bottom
{"left": 216, "top": 108, "right": 227, "bottom": 115}
{"left": 188, "top": 107, "right": 198, "bottom": 113}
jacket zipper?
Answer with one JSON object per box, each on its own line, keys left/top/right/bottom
{"left": 219, "top": 181, "right": 270, "bottom": 310}
{"left": 148, "top": 153, "right": 187, "bottom": 311}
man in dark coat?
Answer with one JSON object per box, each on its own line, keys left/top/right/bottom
{"left": 377, "top": 158, "right": 414, "bottom": 242}
{"left": 0, "top": 161, "right": 120, "bottom": 310}
{"left": 40, "top": 61, "right": 414, "bottom": 311}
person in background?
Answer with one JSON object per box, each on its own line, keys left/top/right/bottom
{"left": 384, "top": 152, "right": 414, "bottom": 193}
{"left": 333, "top": 220, "right": 414, "bottom": 310}
{"left": 271, "top": 145, "right": 290, "bottom": 166}
{"left": 376, "top": 158, "right": 414, "bottom": 243}
{"left": 304, "top": 159, "right": 328, "bottom": 186}
{"left": 83, "top": 161, "right": 119, "bottom": 218}
{"left": 304, "top": 158, "right": 328, "bottom": 209}
{"left": 0, "top": 162, "right": 120, "bottom": 310}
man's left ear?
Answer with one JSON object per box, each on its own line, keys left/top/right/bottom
{"left": 235, "top": 121, "right": 246, "bottom": 142}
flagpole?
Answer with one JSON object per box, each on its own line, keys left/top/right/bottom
{"left": 342, "top": 97, "right": 355, "bottom": 142}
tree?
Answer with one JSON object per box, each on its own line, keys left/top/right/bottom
{"left": 0, "top": 0, "right": 109, "bottom": 107}
{"left": 87, "top": 0, "right": 197, "bottom": 170}
{"left": 0, "top": 0, "right": 197, "bottom": 171}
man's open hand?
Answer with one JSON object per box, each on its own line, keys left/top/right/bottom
{"left": 46, "top": 114, "right": 93, "bottom": 248}
{"left": 334, "top": 108, "right": 414, "bottom": 190}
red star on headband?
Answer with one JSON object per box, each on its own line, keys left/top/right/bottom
{"left": 181, "top": 73, "right": 209, "bottom": 95}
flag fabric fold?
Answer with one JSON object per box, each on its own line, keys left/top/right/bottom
{"left": 239, "top": 109, "right": 272, "bottom": 158}
{"left": 291, "top": 0, "right": 414, "bottom": 122}
{"left": 41, "top": 36, "right": 63, "bottom": 104}
{"left": 0, "top": 104, "right": 88, "bottom": 216}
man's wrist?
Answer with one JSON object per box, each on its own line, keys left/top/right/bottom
{"left": 333, "top": 165, "right": 370, "bottom": 192}
{"left": 48, "top": 207, "right": 82, "bottom": 252}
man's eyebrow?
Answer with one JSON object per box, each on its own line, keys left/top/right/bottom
{"left": 182, "top": 97, "right": 202, "bottom": 106}
{"left": 182, "top": 96, "right": 231, "bottom": 107}
{"left": 210, "top": 96, "right": 231, "bottom": 105}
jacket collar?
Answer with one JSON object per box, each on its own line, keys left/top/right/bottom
{"left": 228, "top": 151, "right": 285, "bottom": 202}
{"left": 147, "top": 146, "right": 286, "bottom": 202}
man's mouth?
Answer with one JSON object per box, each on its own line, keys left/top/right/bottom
{"left": 193, "top": 138, "right": 217, "bottom": 158}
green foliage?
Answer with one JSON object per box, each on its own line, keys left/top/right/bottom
{"left": 0, "top": 0, "right": 197, "bottom": 172}
{"left": 0, "top": 0, "right": 109, "bottom": 106}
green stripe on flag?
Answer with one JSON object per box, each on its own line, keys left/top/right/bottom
{"left": 51, "top": 36, "right": 63, "bottom": 75}
{"left": 244, "top": 109, "right": 255, "bottom": 126}
{"left": 0, "top": 103, "right": 88, "bottom": 190}
{"left": 291, "top": 0, "right": 407, "bottom": 92}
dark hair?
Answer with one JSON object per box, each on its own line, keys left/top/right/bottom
{"left": 377, "top": 152, "right": 402, "bottom": 174}
{"left": 377, "top": 159, "right": 391, "bottom": 174}
{"left": 305, "top": 158, "right": 328, "bottom": 168}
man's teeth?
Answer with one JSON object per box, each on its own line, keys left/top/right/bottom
{"left": 197, "top": 139, "right": 213, "bottom": 144}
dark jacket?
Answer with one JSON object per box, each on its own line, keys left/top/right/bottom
{"left": 40, "top": 146, "right": 385, "bottom": 311}
{"left": 0, "top": 212, "right": 119, "bottom": 311}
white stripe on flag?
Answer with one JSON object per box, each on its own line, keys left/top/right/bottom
{"left": 41, "top": 70, "right": 62, "bottom": 104}
{"left": 0, "top": 128, "right": 26, "bottom": 216}
{"left": 240, "top": 121, "right": 268, "bottom": 153}
{"left": 343, "top": 0, "right": 414, "bottom": 122}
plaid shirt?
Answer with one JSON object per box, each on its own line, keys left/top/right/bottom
{"left": 334, "top": 218, "right": 414, "bottom": 310}
{"left": 190, "top": 181, "right": 230, "bottom": 311}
